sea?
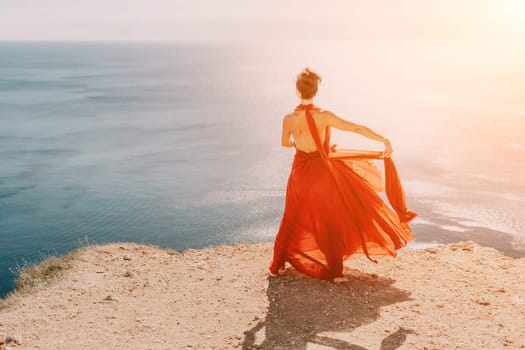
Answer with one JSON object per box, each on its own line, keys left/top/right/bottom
{"left": 1, "top": 40, "right": 524, "bottom": 297}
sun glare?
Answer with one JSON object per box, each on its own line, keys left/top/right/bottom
{"left": 490, "top": 0, "right": 525, "bottom": 33}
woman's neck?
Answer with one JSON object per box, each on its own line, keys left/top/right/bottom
{"left": 300, "top": 99, "right": 314, "bottom": 105}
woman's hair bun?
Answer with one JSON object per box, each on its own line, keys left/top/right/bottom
{"left": 296, "top": 67, "right": 322, "bottom": 99}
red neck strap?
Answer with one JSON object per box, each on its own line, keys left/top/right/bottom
{"left": 295, "top": 104, "right": 319, "bottom": 112}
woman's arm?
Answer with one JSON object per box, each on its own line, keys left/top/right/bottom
{"left": 324, "top": 111, "right": 392, "bottom": 157}
{"left": 281, "top": 116, "right": 294, "bottom": 148}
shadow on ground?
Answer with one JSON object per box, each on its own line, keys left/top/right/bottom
{"left": 242, "top": 269, "right": 413, "bottom": 350}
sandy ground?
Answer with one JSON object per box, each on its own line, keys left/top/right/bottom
{"left": 0, "top": 241, "right": 524, "bottom": 350}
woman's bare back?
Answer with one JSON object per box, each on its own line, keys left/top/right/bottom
{"left": 283, "top": 110, "right": 327, "bottom": 153}
{"left": 281, "top": 107, "right": 393, "bottom": 157}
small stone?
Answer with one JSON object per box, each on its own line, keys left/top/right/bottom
{"left": 123, "top": 255, "right": 131, "bottom": 261}
{"left": 104, "top": 295, "right": 117, "bottom": 301}
{"left": 476, "top": 300, "right": 490, "bottom": 306}
{"left": 5, "top": 334, "right": 22, "bottom": 345}
{"left": 461, "top": 245, "right": 474, "bottom": 252}
{"left": 123, "top": 271, "right": 133, "bottom": 277}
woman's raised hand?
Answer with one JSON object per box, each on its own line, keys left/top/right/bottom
{"left": 383, "top": 138, "right": 393, "bottom": 158}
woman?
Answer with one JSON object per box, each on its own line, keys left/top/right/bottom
{"left": 269, "top": 68, "right": 416, "bottom": 282}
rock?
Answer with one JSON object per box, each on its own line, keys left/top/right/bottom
{"left": 123, "top": 255, "right": 131, "bottom": 261}
{"left": 123, "top": 271, "right": 133, "bottom": 277}
{"left": 5, "top": 334, "right": 22, "bottom": 345}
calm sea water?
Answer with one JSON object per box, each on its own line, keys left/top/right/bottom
{"left": 1, "top": 40, "right": 524, "bottom": 297}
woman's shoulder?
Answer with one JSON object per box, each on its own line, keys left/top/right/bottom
{"left": 284, "top": 110, "right": 306, "bottom": 119}
{"left": 317, "top": 108, "right": 334, "bottom": 115}
{"left": 314, "top": 109, "right": 336, "bottom": 121}
{"left": 282, "top": 111, "right": 301, "bottom": 126}
{"left": 283, "top": 111, "right": 297, "bottom": 119}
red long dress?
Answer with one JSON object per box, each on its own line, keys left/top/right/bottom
{"left": 269, "top": 104, "right": 416, "bottom": 279}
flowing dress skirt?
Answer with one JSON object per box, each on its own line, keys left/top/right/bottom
{"left": 269, "top": 149, "right": 415, "bottom": 279}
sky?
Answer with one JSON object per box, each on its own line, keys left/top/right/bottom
{"left": 1, "top": 0, "right": 525, "bottom": 41}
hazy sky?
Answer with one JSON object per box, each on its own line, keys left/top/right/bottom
{"left": 1, "top": 0, "right": 524, "bottom": 41}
